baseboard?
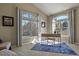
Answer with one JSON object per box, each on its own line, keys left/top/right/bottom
{"left": 75, "top": 43, "right": 79, "bottom": 45}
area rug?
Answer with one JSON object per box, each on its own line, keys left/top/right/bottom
{"left": 31, "top": 43, "right": 77, "bottom": 55}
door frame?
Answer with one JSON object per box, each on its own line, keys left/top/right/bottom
{"left": 16, "top": 8, "right": 22, "bottom": 47}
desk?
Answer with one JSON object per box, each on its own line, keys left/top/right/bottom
{"left": 41, "top": 34, "right": 61, "bottom": 46}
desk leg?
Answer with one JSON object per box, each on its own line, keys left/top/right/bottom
{"left": 59, "top": 37, "right": 61, "bottom": 53}
{"left": 52, "top": 40, "right": 53, "bottom": 46}
{"left": 53, "top": 39, "right": 55, "bottom": 47}
{"left": 47, "top": 40, "right": 48, "bottom": 45}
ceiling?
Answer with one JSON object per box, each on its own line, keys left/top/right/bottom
{"left": 33, "top": 3, "right": 79, "bottom": 15}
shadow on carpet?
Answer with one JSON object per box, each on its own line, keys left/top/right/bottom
{"left": 31, "top": 43, "right": 77, "bottom": 55}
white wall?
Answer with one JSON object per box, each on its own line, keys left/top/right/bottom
{"left": 75, "top": 7, "right": 79, "bottom": 43}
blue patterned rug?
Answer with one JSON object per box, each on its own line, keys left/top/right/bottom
{"left": 31, "top": 43, "right": 77, "bottom": 55}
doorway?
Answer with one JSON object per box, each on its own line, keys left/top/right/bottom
{"left": 21, "top": 10, "right": 39, "bottom": 45}
{"left": 52, "top": 14, "right": 70, "bottom": 43}
{"left": 17, "top": 8, "right": 39, "bottom": 46}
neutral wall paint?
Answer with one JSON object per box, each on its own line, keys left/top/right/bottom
{"left": 47, "top": 16, "right": 52, "bottom": 33}
{"left": 0, "top": 3, "right": 47, "bottom": 46}
{"left": 75, "top": 7, "right": 79, "bottom": 43}
{"left": 0, "top": 4, "right": 16, "bottom": 45}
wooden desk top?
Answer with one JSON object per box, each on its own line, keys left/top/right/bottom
{"left": 41, "top": 34, "right": 61, "bottom": 37}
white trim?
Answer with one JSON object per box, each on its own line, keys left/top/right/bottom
{"left": 16, "top": 7, "right": 19, "bottom": 46}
